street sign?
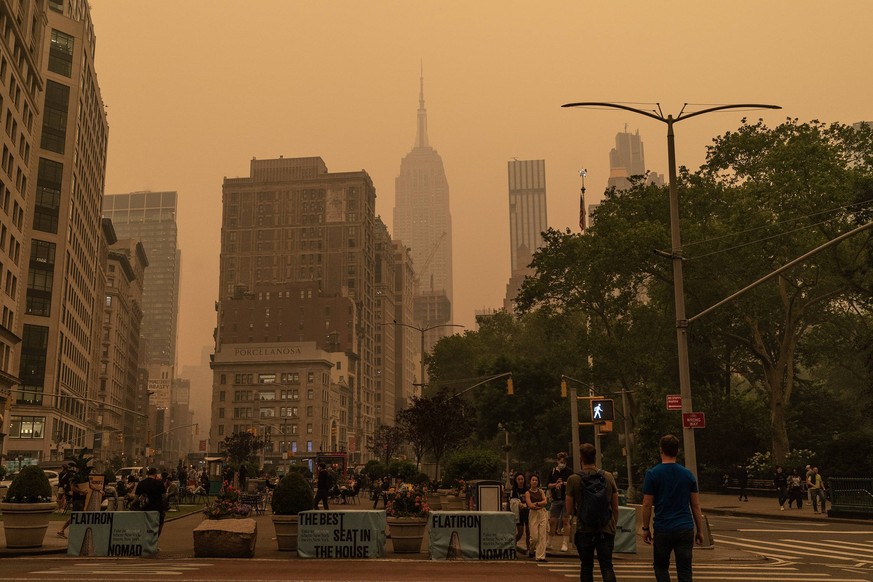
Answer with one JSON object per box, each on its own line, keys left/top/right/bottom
{"left": 666, "top": 395, "right": 682, "bottom": 410}
{"left": 682, "top": 412, "right": 706, "bottom": 429}
{"left": 590, "top": 399, "right": 615, "bottom": 423}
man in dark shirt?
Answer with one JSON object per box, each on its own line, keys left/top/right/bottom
{"left": 135, "top": 467, "right": 168, "bottom": 535}
{"left": 313, "top": 463, "right": 332, "bottom": 510}
{"left": 548, "top": 451, "right": 573, "bottom": 552}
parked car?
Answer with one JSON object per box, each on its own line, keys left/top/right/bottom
{"left": 0, "top": 469, "right": 59, "bottom": 499}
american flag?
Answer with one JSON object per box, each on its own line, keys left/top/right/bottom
{"left": 579, "top": 169, "right": 587, "bottom": 231}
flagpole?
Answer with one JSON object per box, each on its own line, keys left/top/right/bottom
{"left": 579, "top": 168, "right": 588, "bottom": 231}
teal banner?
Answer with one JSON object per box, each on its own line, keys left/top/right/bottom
{"left": 67, "top": 511, "right": 160, "bottom": 556}
{"left": 428, "top": 511, "right": 516, "bottom": 560}
{"left": 297, "top": 510, "right": 386, "bottom": 558}
{"left": 615, "top": 506, "right": 637, "bottom": 553}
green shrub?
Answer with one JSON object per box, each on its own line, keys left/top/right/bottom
{"left": 387, "top": 460, "right": 418, "bottom": 482}
{"left": 362, "top": 460, "right": 386, "bottom": 480}
{"left": 442, "top": 448, "right": 502, "bottom": 482}
{"left": 66, "top": 450, "right": 95, "bottom": 484}
{"left": 5, "top": 465, "right": 53, "bottom": 503}
{"left": 286, "top": 464, "right": 312, "bottom": 480}
{"left": 271, "top": 471, "right": 314, "bottom": 515}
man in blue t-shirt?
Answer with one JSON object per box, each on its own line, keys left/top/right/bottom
{"left": 641, "top": 434, "right": 705, "bottom": 582}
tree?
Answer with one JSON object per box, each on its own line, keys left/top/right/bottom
{"left": 223, "top": 431, "right": 265, "bottom": 467}
{"left": 368, "top": 424, "right": 404, "bottom": 464}
{"left": 514, "top": 119, "right": 873, "bottom": 467}
{"left": 397, "top": 392, "right": 476, "bottom": 481}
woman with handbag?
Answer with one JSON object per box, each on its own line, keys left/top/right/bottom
{"left": 524, "top": 474, "right": 549, "bottom": 562}
{"left": 135, "top": 467, "right": 168, "bottom": 536}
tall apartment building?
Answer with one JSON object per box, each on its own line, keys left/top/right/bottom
{"left": 9, "top": 0, "right": 110, "bottom": 466}
{"left": 214, "top": 157, "right": 378, "bottom": 463}
{"left": 392, "top": 76, "right": 454, "bottom": 363}
{"left": 391, "top": 241, "right": 417, "bottom": 409}
{"left": 102, "top": 191, "right": 185, "bottom": 463}
{"left": 607, "top": 128, "right": 664, "bottom": 191}
{"left": 504, "top": 160, "right": 548, "bottom": 312}
{"left": 99, "top": 232, "right": 148, "bottom": 462}
{"left": 0, "top": 0, "right": 47, "bottom": 459}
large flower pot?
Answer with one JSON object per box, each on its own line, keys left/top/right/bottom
{"left": 443, "top": 495, "right": 465, "bottom": 511}
{"left": 0, "top": 502, "right": 56, "bottom": 549}
{"left": 387, "top": 517, "right": 427, "bottom": 554}
{"left": 426, "top": 493, "right": 441, "bottom": 511}
{"left": 271, "top": 515, "right": 300, "bottom": 551}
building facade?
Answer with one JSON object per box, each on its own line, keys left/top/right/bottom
{"left": 504, "top": 159, "right": 548, "bottom": 312}
{"left": 392, "top": 76, "right": 454, "bottom": 361}
{"left": 607, "top": 128, "right": 664, "bottom": 191}
{"left": 215, "top": 157, "right": 378, "bottom": 462}
{"left": 99, "top": 233, "right": 148, "bottom": 463}
{"left": 0, "top": 0, "right": 47, "bottom": 459}
{"left": 8, "top": 0, "right": 110, "bottom": 467}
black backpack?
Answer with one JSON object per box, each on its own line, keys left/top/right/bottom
{"left": 577, "top": 470, "right": 611, "bottom": 530}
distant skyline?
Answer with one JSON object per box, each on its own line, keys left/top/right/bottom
{"left": 88, "top": 1, "right": 872, "bottom": 373}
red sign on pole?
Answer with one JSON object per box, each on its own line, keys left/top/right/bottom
{"left": 199, "top": 439, "right": 207, "bottom": 452}
{"left": 666, "top": 395, "right": 682, "bottom": 410}
{"left": 682, "top": 412, "right": 706, "bottom": 429}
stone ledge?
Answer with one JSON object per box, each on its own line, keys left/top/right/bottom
{"left": 193, "top": 518, "right": 257, "bottom": 558}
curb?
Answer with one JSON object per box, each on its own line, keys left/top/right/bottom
{"left": 702, "top": 507, "right": 873, "bottom": 526}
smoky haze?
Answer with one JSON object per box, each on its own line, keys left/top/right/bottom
{"left": 88, "top": 1, "right": 872, "bottom": 427}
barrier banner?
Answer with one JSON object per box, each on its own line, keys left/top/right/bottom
{"left": 297, "top": 510, "right": 386, "bottom": 558}
{"left": 67, "top": 511, "right": 160, "bottom": 556}
{"left": 428, "top": 511, "right": 516, "bottom": 560}
{"left": 615, "top": 506, "right": 637, "bottom": 553}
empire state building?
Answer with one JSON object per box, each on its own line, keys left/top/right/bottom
{"left": 393, "top": 76, "right": 454, "bottom": 357}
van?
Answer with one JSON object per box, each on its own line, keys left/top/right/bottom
{"left": 117, "top": 466, "right": 145, "bottom": 481}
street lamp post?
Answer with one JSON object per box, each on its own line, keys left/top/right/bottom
{"left": 560, "top": 101, "right": 781, "bottom": 479}
{"left": 387, "top": 320, "right": 465, "bottom": 389}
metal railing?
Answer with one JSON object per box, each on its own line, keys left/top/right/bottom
{"left": 828, "top": 477, "right": 873, "bottom": 516}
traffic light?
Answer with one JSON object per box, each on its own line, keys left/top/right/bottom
{"left": 590, "top": 399, "right": 615, "bottom": 423}
{"left": 506, "top": 377, "right": 514, "bottom": 395}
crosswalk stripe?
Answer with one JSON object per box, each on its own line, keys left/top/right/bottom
{"left": 710, "top": 538, "right": 798, "bottom": 560}
{"left": 719, "top": 534, "right": 873, "bottom": 560}
{"left": 825, "top": 539, "right": 873, "bottom": 549}
{"left": 812, "top": 540, "right": 873, "bottom": 555}
{"left": 30, "top": 562, "right": 213, "bottom": 576}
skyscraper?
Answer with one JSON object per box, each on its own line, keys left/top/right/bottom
{"left": 607, "top": 128, "right": 664, "bottom": 191}
{"left": 102, "top": 192, "right": 181, "bottom": 370}
{"left": 504, "top": 160, "right": 548, "bottom": 312}
{"left": 393, "top": 75, "right": 454, "bottom": 357}
{"left": 10, "top": 0, "right": 110, "bottom": 465}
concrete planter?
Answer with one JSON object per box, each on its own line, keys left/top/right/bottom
{"left": 387, "top": 517, "right": 427, "bottom": 553}
{"left": 270, "top": 514, "right": 300, "bottom": 551}
{"left": 0, "top": 502, "right": 56, "bottom": 548}
{"left": 426, "top": 493, "right": 442, "bottom": 511}
{"left": 193, "top": 517, "right": 257, "bottom": 558}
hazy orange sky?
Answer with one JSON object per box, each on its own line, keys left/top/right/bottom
{"left": 88, "top": 1, "right": 872, "bottom": 371}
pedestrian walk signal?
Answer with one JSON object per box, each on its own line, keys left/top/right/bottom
{"left": 590, "top": 399, "right": 614, "bottom": 423}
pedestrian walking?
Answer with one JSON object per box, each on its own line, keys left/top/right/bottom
{"left": 804, "top": 464, "right": 814, "bottom": 505}
{"left": 787, "top": 468, "right": 803, "bottom": 509}
{"left": 135, "top": 467, "right": 168, "bottom": 537}
{"left": 641, "top": 434, "right": 706, "bottom": 582}
{"left": 566, "top": 443, "right": 619, "bottom": 582}
{"left": 547, "top": 451, "right": 573, "bottom": 552}
{"left": 773, "top": 465, "right": 788, "bottom": 510}
{"left": 509, "top": 472, "right": 530, "bottom": 554}
{"left": 737, "top": 465, "right": 749, "bottom": 502}
{"left": 372, "top": 475, "right": 390, "bottom": 509}
{"left": 525, "top": 474, "right": 549, "bottom": 562}
{"left": 313, "top": 463, "right": 333, "bottom": 510}
{"left": 807, "top": 466, "right": 827, "bottom": 514}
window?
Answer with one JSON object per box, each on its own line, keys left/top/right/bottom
{"left": 220, "top": 374, "right": 226, "bottom": 385}
{"left": 219, "top": 391, "right": 226, "bottom": 402}
{"left": 306, "top": 424, "right": 313, "bottom": 435}
{"left": 259, "top": 391, "right": 275, "bottom": 401}
{"left": 218, "top": 425, "right": 224, "bottom": 436}
{"left": 48, "top": 30, "right": 74, "bottom": 76}
{"left": 307, "top": 372, "right": 314, "bottom": 383}
{"left": 8, "top": 415, "right": 45, "bottom": 438}
{"left": 258, "top": 373, "right": 276, "bottom": 384}
{"left": 306, "top": 406, "right": 313, "bottom": 417}
{"left": 307, "top": 389, "right": 313, "bottom": 400}
{"left": 40, "top": 81, "right": 70, "bottom": 153}
{"left": 218, "top": 408, "right": 225, "bottom": 418}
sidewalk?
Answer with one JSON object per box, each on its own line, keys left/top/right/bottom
{"left": 1, "top": 493, "right": 866, "bottom": 560}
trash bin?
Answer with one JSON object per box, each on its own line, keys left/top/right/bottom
{"left": 465, "top": 480, "right": 504, "bottom": 512}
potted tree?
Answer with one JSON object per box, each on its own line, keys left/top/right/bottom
{"left": 270, "top": 470, "right": 314, "bottom": 551}
{"left": 0, "top": 465, "right": 56, "bottom": 548}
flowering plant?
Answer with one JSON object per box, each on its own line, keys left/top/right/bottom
{"left": 203, "top": 481, "right": 252, "bottom": 519}
{"left": 385, "top": 486, "right": 429, "bottom": 518}
{"left": 4, "top": 465, "right": 54, "bottom": 503}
